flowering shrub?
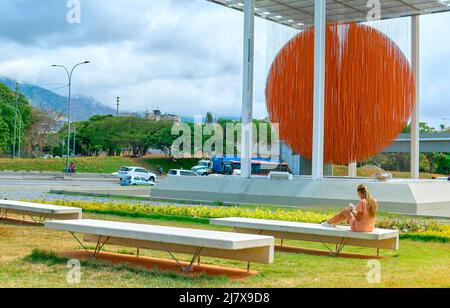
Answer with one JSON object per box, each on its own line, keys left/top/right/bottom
{"left": 42, "top": 200, "right": 450, "bottom": 240}
{"left": 46, "top": 200, "right": 332, "bottom": 224}
{"left": 376, "top": 217, "right": 444, "bottom": 234}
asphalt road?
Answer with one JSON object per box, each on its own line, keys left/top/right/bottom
{"left": 0, "top": 179, "right": 118, "bottom": 188}
{"left": 0, "top": 178, "right": 198, "bottom": 207}
{"left": 0, "top": 178, "right": 138, "bottom": 204}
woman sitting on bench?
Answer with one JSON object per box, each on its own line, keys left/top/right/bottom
{"left": 322, "top": 184, "right": 378, "bottom": 232}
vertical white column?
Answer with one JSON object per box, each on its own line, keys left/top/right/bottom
{"left": 241, "top": 0, "right": 255, "bottom": 178}
{"left": 348, "top": 162, "right": 357, "bottom": 177}
{"left": 312, "top": 0, "right": 327, "bottom": 180}
{"left": 411, "top": 15, "right": 420, "bottom": 179}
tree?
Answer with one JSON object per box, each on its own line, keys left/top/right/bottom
{"left": 26, "top": 108, "right": 62, "bottom": 155}
{"left": 420, "top": 122, "right": 436, "bottom": 133}
{"left": 146, "top": 125, "right": 178, "bottom": 159}
{"left": 0, "top": 83, "right": 32, "bottom": 154}
{"left": 402, "top": 122, "right": 437, "bottom": 134}
{"left": 435, "top": 153, "right": 450, "bottom": 175}
{"left": 68, "top": 115, "right": 180, "bottom": 158}
{"left": 423, "top": 152, "right": 438, "bottom": 174}
{"left": 205, "top": 112, "right": 214, "bottom": 124}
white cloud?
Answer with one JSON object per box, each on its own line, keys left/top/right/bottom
{"left": 0, "top": 0, "right": 448, "bottom": 127}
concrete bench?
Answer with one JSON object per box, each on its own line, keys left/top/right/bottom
{"left": 45, "top": 219, "right": 274, "bottom": 272}
{"left": 211, "top": 217, "right": 399, "bottom": 257}
{"left": 0, "top": 200, "right": 82, "bottom": 224}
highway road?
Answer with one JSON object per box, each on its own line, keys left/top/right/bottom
{"left": 0, "top": 177, "right": 194, "bottom": 207}
{"left": 0, "top": 179, "right": 118, "bottom": 188}
{"left": 0, "top": 178, "right": 134, "bottom": 204}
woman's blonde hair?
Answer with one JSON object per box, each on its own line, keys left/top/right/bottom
{"left": 357, "top": 184, "right": 378, "bottom": 217}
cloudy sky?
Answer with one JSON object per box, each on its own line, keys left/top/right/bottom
{"left": 0, "top": 0, "right": 449, "bottom": 127}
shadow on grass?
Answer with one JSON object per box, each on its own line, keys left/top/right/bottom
{"left": 24, "top": 249, "right": 228, "bottom": 283}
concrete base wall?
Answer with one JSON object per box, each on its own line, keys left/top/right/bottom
{"left": 151, "top": 176, "right": 450, "bottom": 218}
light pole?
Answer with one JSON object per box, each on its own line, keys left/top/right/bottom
{"left": 12, "top": 82, "right": 19, "bottom": 159}
{"left": 72, "top": 122, "right": 76, "bottom": 156}
{"left": 16, "top": 111, "right": 22, "bottom": 159}
{"left": 52, "top": 61, "right": 90, "bottom": 173}
{"left": 116, "top": 97, "right": 120, "bottom": 117}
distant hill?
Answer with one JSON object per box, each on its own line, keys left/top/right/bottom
{"left": 0, "top": 77, "right": 116, "bottom": 121}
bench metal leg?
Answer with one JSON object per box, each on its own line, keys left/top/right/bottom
{"left": 38, "top": 215, "right": 49, "bottom": 224}
{"left": 0, "top": 210, "right": 49, "bottom": 225}
{"left": 69, "top": 232, "right": 110, "bottom": 258}
{"left": 159, "top": 242, "right": 203, "bottom": 272}
{"left": 93, "top": 236, "right": 110, "bottom": 258}
{"left": 321, "top": 238, "right": 350, "bottom": 257}
{"left": 28, "top": 214, "right": 49, "bottom": 224}
{"left": 70, "top": 232, "right": 89, "bottom": 253}
{"left": 0, "top": 209, "right": 8, "bottom": 219}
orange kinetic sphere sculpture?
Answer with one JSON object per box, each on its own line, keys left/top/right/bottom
{"left": 266, "top": 24, "right": 416, "bottom": 165}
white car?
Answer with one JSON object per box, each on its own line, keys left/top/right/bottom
{"left": 121, "top": 175, "right": 155, "bottom": 186}
{"left": 118, "top": 166, "right": 157, "bottom": 182}
{"left": 167, "top": 169, "right": 199, "bottom": 177}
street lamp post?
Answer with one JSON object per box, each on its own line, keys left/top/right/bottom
{"left": 12, "top": 82, "right": 19, "bottom": 159}
{"left": 52, "top": 61, "right": 90, "bottom": 174}
{"left": 16, "top": 111, "right": 22, "bottom": 159}
{"left": 73, "top": 122, "right": 76, "bottom": 156}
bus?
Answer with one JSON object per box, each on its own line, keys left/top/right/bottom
{"left": 213, "top": 157, "right": 288, "bottom": 176}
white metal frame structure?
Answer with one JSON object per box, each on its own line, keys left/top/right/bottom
{"left": 411, "top": 15, "right": 421, "bottom": 179}
{"left": 208, "top": 0, "right": 450, "bottom": 28}
{"left": 241, "top": 0, "right": 256, "bottom": 178}
{"left": 207, "top": 0, "right": 450, "bottom": 180}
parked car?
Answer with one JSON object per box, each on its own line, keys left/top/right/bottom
{"left": 167, "top": 169, "right": 199, "bottom": 177}
{"left": 191, "top": 160, "right": 212, "bottom": 176}
{"left": 121, "top": 175, "right": 155, "bottom": 186}
{"left": 118, "top": 166, "right": 157, "bottom": 182}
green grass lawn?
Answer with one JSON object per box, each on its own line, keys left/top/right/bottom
{"left": 0, "top": 157, "right": 198, "bottom": 174}
{"left": 0, "top": 157, "right": 136, "bottom": 173}
{"left": 1, "top": 212, "right": 449, "bottom": 288}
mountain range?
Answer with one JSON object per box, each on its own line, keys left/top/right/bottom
{"left": 0, "top": 77, "right": 116, "bottom": 121}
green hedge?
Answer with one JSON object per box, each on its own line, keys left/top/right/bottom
{"left": 41, "top": 200, "right": 450, "bottom": 241}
